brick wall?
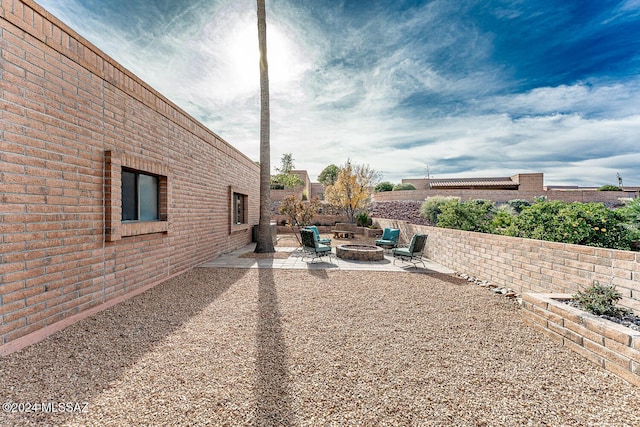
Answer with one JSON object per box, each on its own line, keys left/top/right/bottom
{"left": 373, "top": 219, "right": 640, "bottom": 313}
{"left": 0, "top": 0, "right": 259, "bottom": 349}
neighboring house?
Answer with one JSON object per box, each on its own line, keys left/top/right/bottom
{"left": 373, "top": 173, "right": 639, "bottom": 203}
{"left": 271, "top": 170, "right": 322, "bottom": 202}
{"left": 0, "top": 1, "right": 259, "bottom": 351}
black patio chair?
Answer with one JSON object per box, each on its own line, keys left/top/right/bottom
{"left": 300, "top": 228, "right": 332, "bottom": 263}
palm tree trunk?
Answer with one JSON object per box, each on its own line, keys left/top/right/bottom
{"left": 254, "top": 0, "right": 275, "bottom": 253}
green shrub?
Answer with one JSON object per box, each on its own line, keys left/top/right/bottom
{"left": 490, "top": 205, "right": 516, "bottom": 234}
{"left": 505, "top": 199, "right": 531, "bottom": 214}
{"left": 510, "top": 201, "right": 631, "bottom": 249}
{"left": 374, "top": 182, "right": 394, "bottom": 192}
{"left": 507, "top": 200, "right": 564, "bottom": 240}
{"left": 572, "top": 281, "right": 630, "bottom": 317}
{"left": 420, "top": 196, "right": 458, "bottom": 224}
{"left": 392, "top": 183, "right": 416, "bottom": 191}
{"left": 437, "top": 199, "right": 496, "bottom": 233}
{"left": 598, "top": 184, "right": 622, "bottom": 191}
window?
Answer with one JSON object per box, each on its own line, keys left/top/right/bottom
{"left": 105, "top": 151, "right": 168, "bottom": 241}
{"left": 122, "top": 169, "right": 159, "bottom": 221}
{"left": 233, "top": 192, "right": 247, "bottom": 224}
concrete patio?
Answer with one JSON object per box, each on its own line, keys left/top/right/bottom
{"left": 198, "top": 243, "right": 454, "bottom": 273}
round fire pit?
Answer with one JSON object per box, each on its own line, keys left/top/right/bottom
{"left": 336, "top": 244, "right": 384, "bottom": 261}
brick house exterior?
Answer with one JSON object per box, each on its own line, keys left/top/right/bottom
{"left": 0, "top": 0, "right": 259, "bottom": 351}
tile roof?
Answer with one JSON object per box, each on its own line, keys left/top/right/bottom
{"left": 429, "top": 177, "right": 519, "bottom": 189}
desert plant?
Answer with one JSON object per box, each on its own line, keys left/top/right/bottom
{"left": 392, "top": 183, "right": 416, "bottom": 191}
{"left": 355, "top": 211, "right": 372, "bottom": 227}
{"left": 572, "top": 281, "right": 631, "bottom": 317}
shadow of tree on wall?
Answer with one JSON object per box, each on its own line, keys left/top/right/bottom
{"left": 254, "top": 265, "right": 293, "bottom": 425}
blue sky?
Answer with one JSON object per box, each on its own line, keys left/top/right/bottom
{"left": 37, "top": 0, "right": 640, "bottom": 186}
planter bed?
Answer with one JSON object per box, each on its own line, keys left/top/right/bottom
{"left": 522, "top": 293, "right": 640, "bottom": 387}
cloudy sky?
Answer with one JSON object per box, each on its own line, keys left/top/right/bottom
{"left": 37, "top": 0, "right": 640, "bottom": 186}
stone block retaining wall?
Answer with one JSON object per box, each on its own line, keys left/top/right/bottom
{"left": 522, "top": 293, "right": 640, "bottom": 387}
{"left": 373, "top": 219, "right": 640, "bottom": 313}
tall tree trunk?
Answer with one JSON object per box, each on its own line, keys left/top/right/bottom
{"left": 254, "top": 0, "right": 275, "bottom": 253}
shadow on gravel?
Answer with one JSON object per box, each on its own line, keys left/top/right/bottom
{"left": 307, "top": 268, "right": 330, "bottom": 279}
{"left": 0, "top": 267, "right": 249, "bottom": 426}
{"left": 255, "top": 263, "right": 293, "bottom": 425}
{"left": 425, "top": 273, "right": 472, "bottom": 286}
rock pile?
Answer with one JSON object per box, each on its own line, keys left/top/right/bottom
{"left": 456, "top": 272, "right": 522, "bottom": 305}
{"left": 370, "top": 201, "right": 433, "bottom": 225}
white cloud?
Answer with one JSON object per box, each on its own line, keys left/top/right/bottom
{"left": 35, "top": 0, "right": 640, "bottom": 187}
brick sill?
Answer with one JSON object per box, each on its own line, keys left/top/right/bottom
{"left": 121, "top": 220, "right": 169, "bottom": 237}
{"left": 231, "top": 223, "right": 251, "bottom": 234}
{"left": 522, "top": 293, "right": 640, "bottom": 388}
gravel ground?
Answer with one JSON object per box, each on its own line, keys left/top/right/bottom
{"left": 2, "top": 267, "right": 640, "bottom": 426}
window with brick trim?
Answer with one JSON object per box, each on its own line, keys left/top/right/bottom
{"left": 104, "top": 150, "right": 169, "bottom": 241}
{"left": 233, "top": 192, "right": 247, "bottom": 224}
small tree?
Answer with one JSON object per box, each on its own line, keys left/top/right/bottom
{"left": 325, "top": 160, "right": 381, "bottom": 223}
{"left": 271, "top": 153, "right": 304, "bottom": 189}
{"left": 279, "top": 194, "right": 320, "bottom": 245}
{"left": 318, "top": 164, "right": 340, "bottom": 187}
